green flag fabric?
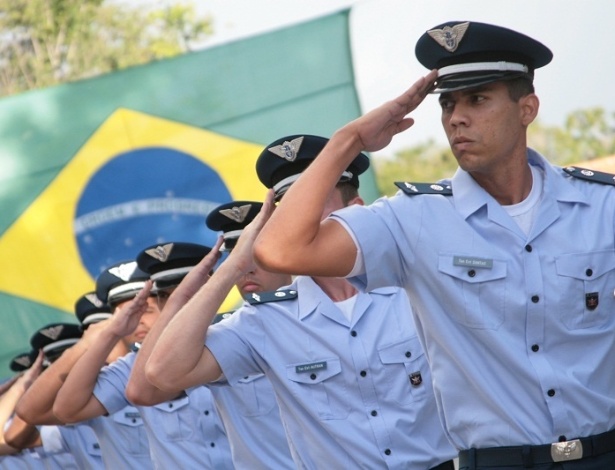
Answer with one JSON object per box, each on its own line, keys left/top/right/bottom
{"left": 0, "top": 9, "right": 377, "bottom": 379}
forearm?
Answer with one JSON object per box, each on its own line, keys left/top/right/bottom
{"left": 16, "top": 344, "right": 86, "bottom": 425}
{"left": 146, "top": 260, "right": 239, "bottom": 391}
{"left": 53, "top": 329, "right": 119, "bottom": 422}
{"left": 4, "top": 415, "right": 40, "bottom": 450}
{"left": 0, "top": 379, "right": 28, "bottom": 442}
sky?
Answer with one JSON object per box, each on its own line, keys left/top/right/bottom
{"left": 154, "top": 0, "right": 614, "bottom": 158}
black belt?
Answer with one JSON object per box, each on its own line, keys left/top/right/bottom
{"left": 459, "top": 428, "right": 615, "bottom": 468}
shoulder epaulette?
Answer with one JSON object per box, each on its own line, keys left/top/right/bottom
{"left": 563, "top": 166, "right": 615, "bottom": 186}
{"left": 394, "top": 182, "right": 453, "bottom": 196}
{"left": 246, "top": 289, "right": 298, "bottom": 305}
{"left": 211, "top": 311, "right": 234, "bottom": 324}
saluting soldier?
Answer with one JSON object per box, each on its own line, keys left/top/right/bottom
{"left": 252, "top": 20, "right": 615, "bottom": 470}
{"left": 146, "top": 135, "right": 456, "bottom": 470}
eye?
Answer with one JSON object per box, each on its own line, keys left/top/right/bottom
{"left": 439, "top": 99, "right": 454, "bottom": 112}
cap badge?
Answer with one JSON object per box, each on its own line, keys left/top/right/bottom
{"left": 427, "top": 22, "right": 470, "bottom": 52}
{"left": 85, "top": 293, "right": 103, "bottom": 307}
{"left": 15, "top": 356, "right": 32, "bottom": 368}
{"left": 268, "top": 136, "right": 304, "bottom": 162}
{"left": 146, "top": 243, "right": 174, "bottom": 262}
{"left": 41, "top": 325, "right": 64, "bottom": 340}
{"left": 109, "top": 261, "right": 138, "bottom": 282}
{"left": 219, "top": 204, "right": 252, "bottom": 223}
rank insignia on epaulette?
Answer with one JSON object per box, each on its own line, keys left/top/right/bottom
{"left": 394, "top": 182, "right": 453, "bottom": 196}
{"left": 212, "top": 311, "right": 234, "bottom": 324}
{"left": 247, "top": 289, "right": 298, "bottom": 305}
{"left": 563, "top": 166, "right": 615, "bottom": 186}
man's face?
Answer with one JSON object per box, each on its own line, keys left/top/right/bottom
{"left": 117, "top": 295, "right": 160, "bottom": 345}
{"left": 439, "top": 81, "right": 529, "bottom": 176}
{"left": 236, "top": 265, "right": 291, "bottom": 297}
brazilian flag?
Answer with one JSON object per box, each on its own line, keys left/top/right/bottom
{"left": 0, "top": 9, "right": 378, "bottom": 378}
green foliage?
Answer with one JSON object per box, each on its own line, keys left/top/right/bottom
{"left": 528, "top": 108, "right": 615, "bottom": 166}
{"left": 0, "top": 0, "right": 213, "bottom": 96}
{"left": 374, "top": 139, "right": 456, "bottom": 196}
{"left": 374, "top": 107, "right": 615, "bottom": 197}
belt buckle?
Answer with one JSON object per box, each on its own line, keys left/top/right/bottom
{"left": 550, "top": 439, "right": 583, "bottom": 462}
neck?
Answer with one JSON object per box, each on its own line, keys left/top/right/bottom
{"left": 311, "top": 276, "right": 357, "bottom": 302}
{"left": 472, "top": 160, "right": 533, "bottom": 205}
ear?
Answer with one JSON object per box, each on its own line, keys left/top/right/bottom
{"left": 348, "top": 195, "right": 365, "bottom": 207}
{"left": 519, "top": 93, "right": 539, "bottom": 126}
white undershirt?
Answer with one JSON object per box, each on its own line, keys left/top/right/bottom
{"left": 502, "top": 164, "right": 544, "bottom": 236}
{"left": 334, "top": 295, "right": 358, "bottom": 322}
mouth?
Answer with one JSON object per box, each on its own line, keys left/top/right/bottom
{"left": 239, "top": 281, "right": 260, "bottom": 293}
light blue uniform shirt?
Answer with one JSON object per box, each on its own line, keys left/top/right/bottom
{"left": 0, "top": 448, "right": 47, "bottom": 469}
{"left": 207, "top": 368, "right": 295, "bottom": 468}
{"left": 332, "top": 149, "right": 615, "bottom": 449}
{"left": 94, "top": 352, "right": 233, "bottom": 469}
{"left": 83, "top": 405, "right": 152, "bottom": 469}
{"left": 39, "top": 424, "right": 102, "bottom": 469}
{"left": 206, "top": 276, "right": 456, "bottom": 469}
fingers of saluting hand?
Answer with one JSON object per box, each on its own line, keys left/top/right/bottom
{"left": 392, "top": 70, "right": 438, "bottom": 116}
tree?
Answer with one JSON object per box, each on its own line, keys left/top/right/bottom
{"left": 0, "top": 0, "right": 213, "bottom": 96}
{"left": 374, "top": 107, "right": 615, "bottom": 197}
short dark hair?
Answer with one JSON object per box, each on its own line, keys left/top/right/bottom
{"left": 504, "top": 76, "right": 534, "bottom": 101}
{"left": 336, "top": 182, "right": 359, "bottom": 206}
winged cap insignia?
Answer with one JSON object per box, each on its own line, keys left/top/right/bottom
{"left": 427, "top": 22, "right": 470, "bottom": 52}
{"left": 109, "top": 262, "right": 138, "bottom": 282}
{"left": 219, "top": 204, "right": 252, "bottom": 223}
{"left": 41, "top": 325, "right": 63, "bottom": 340}
{"left": 15, "top": 356, "right": 32, "bottom": 367}
{"left": 268, "top": 136, "right": 304, "bottom": 162}
{"left": 85, "top": 293, "right": 103, "bottom": 307}
{"left": 145, "top": 243, "right": 174, "bottom": 262}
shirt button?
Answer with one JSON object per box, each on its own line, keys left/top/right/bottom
{"left": 210, "top": 443, "right": 215, "bottom": 448}
{"left": 531, "top": 295, "right": 540, "bottom": 303}
{"left": 405, "top": 351, "right": 411, "bottom": 358}
{"left": 204, "top": 410, "right": 209, "bottom": 415}
{"left": 547, "top": 389, "right": 555, "bottom": 397}
{"left": 525, "top": 245, "right": 533, "bottom": 252}
{"left": 310, "top": 373, "right": 317, "bottom": 380}
{"left": 531, "top": 344, "right": 539, "bottom": 352}
{"left": 586, "top": 268, "right": 593, "bottom": 277}
{"left": 370, "top": 410, "right": 378, "bottom": 417}
{"left": 168, "top": 403, "right": 173, "bottom": 408}
{"left": 468, "top": 269, "right": 476, "bottom": 277}
{"left": 350, "top": 330, "right": 357, "bottom": 337}
{"left": 384, "top": 449, "right": 391, "bottom": 455}
{"left": 360, "top": 370, "right": 367, "bottom": 377}
{"left": 131, "top": 418, "right": 136, "bottom": 423}
{"left": 559, "top": 435, "right": 567, "bottom": 442}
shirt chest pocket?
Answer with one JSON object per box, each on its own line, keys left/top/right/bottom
{"left": 555, "top": 250, "right": 615, "bottom": 330}
{"left": 235, "top": 373, "right": 277, "bottom": 417}
{"left": 378, "top": 337, "right": 429, "bottom": 405}
{"left": 438, "top": 255, "right": 508, "bottom": 330}
{"left": 286, "top": 357, "right": 350, "bottom": 420}
{"left": 151, "top": 395, "right": 193, "bottom": 441}
{"left": 111, "top": 407, "right": 149, "bottom": 455}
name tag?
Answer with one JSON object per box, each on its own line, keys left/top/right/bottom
{"left": 454, "top": 256, "right": 493, "bottom": 269}
{"left": 295, "top": 361, "right": 327, "bottom": 374}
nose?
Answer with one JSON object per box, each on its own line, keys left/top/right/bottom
{"left": 447, "top": 103, "right": 469, "bottom": 128}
